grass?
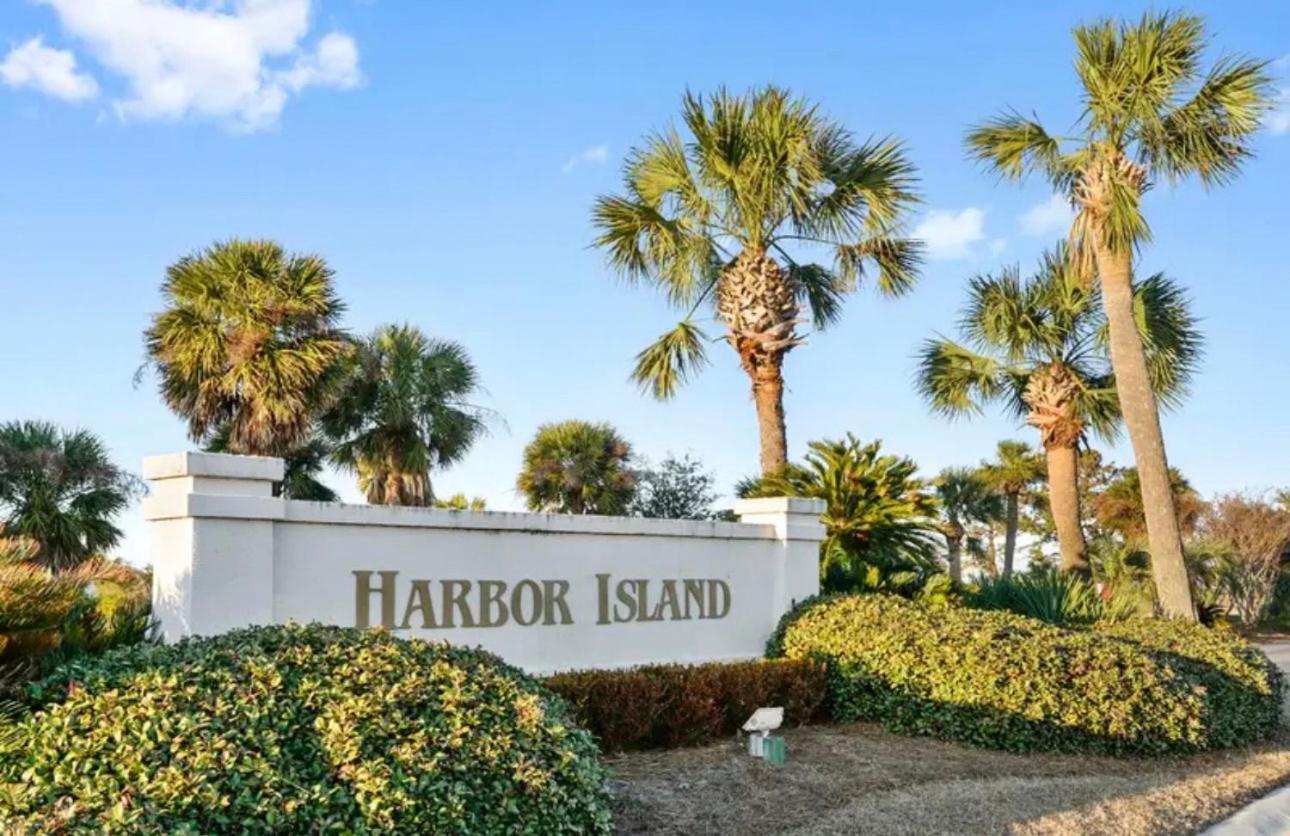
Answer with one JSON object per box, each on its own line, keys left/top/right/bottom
{"left": 608, "top": 710, "right": 1290, "bottom": 834}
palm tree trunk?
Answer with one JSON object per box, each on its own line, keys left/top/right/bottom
{"left": 1094, "top": 243, "right": 1195, "bottom": 620}
{"left": 946, "top": 533, "right": 963, "bottom": 584}
{"left": 1046, "top": 443, "right": 1089, "bottom": 576}
{"left": 751, "top": 358, "right": 788, "bottom": 477}
{"left": 1002, "top": 492, "right": 1019, "bottom": 578}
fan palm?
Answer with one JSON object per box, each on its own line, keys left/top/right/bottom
{"left": 203, "top": 425, "right": 337, "bottom": 501}
{"left": 916, "top": 246, "right": 1200, "bottom": 576}
{"left": 144, "top": 239, "right": 350, "bottom": 456}
{"left": 516, "top": 421, "right": 637, "bottom": 515}
{"left": 0, "top": 421, "right": 141, "bottom": 571}
{"left": 744, "top": 434, "right": 940, "bottom": 593}
{"left": 934, "top": 468, "right": 1004, "bottom": 584}
{"left": 592, "top": 87, "right": 922, "bottom": 477}
{"left": 965, "top": 12, "right": 1270, "bottom": 616}
{"left": 980, "top": 440, "right": 1046, "bottom": 577}
{"left": 323, "top": 325, "right": 491, "bottom": 506}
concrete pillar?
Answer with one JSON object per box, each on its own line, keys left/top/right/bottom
{"left": 142, "top": 452, "right": 285, "bottom": 641}
{"left": 734, "top": 497, "right": 826, "bottom": 618}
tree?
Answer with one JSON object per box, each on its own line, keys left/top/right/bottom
{"left": 433, "top": 494, "right": 487, "bottom": 511}
{"left": 516, "top": 421, "right": 637, "bottom": 515}
{"left": 966, "top": 12, "right": 1270, "bottom": 617}
{"left": 592, "top": 87, "right": 922, "bottom": 477}
{"left": 1091, "top": 466, "right": 1206, "bottom": 545}
{"left": 743, "top": 435, "right": 939, "bottom": 593}
{"left": 980, "top": 440, "right": 1046, "bottom": 577}
{"left": 934, "top": 468, "right": 1003, "bottom": 584}
{"left": 916, "top": 246, "right": 1200, "bottom": 576}
{"left": 1194, "top": 492, "right": 1290, "bottom": 626}
{"left": 204, "top": 425, "right": 337, "bottom": 501}
{"left": 144, "top": 239, "right": 350, "bottom": 456}
{"left": 0, "top": 421, "right": 141, "bottom": 571}
{"left": 629, "top": 454, "right": 718, "bottom": 520}
{"left": 323, "top": 325, "right": 491, "bottom": 506}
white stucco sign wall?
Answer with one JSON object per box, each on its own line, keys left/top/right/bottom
{"left": 143, "top": 452, "right": 824, "bottom": 672}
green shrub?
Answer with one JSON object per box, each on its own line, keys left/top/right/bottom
{"left": 545, "top": 658, "right": 827, "bottom": 752}
{"left": 0, "top": 624, "right": 612, "bottom": 834}
{"left": 966, "top": 568, "right": 1137, "bottom": 626}
{"left": 774, "top": 594, "right": 1283, "bottom": 755}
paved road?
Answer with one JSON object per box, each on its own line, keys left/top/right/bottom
{"left": 1201, "top": 642, "right": 1290, "bottom": 836}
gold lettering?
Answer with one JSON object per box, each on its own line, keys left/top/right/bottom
{"left": 707, "top": 579, "right": 731, "bottom": 619}
{"left": 511, "top": 579, "right": 542, "bottom": 626}
{"left": 635, "top": 579, "right": 660, "bottom": 622}
{"left": 478, "top": 580, "right": 509, "bottom": 627}
{"left": 441, "top": 580, "right": 477, "bottom": 628}
{"left": 596, "top": 573, "right": 611, "bottom": 624}
{"left": 683, "top": 579, "right": 705, "bottom": 619}
{"left": 614, "top": 579, "right": 637, "bottom": 622}
{"left": 354, "top": 570, "right": 397, "bottom": 629}
{"left": 400, "top": 579, "right": 439, "bottom": 628}
{"left": 542, "top": 580, "right": 572, "bottom": 625}
{"left": 652, "top": 579, "right": 681, "bottom": 621}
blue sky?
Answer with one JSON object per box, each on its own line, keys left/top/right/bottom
{"left": 1, "top": 1, "right": 1288, "bottom": 562}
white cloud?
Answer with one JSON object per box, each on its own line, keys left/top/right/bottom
{"left": 562, "top": 143, "right": 609, "bottom": 174}
{"left": 9, "top": 0, "right": 361, "bottom": 131}
{"left": 913, "top": 207, "right": 1004, "bottom": 260}
{"left": 0, "top": 37, "right": 98, "bottom": 102}
{"left": 1269, "top": 56, "right": 1290, "bottom": 136}
{"left": 1019, "top": 194, "right": 1075, "bottom": 238}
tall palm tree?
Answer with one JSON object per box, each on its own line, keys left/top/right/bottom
{"left": 916, "top": 246, "right": 1200, "bottom": 577}
{"left": 980, "top": 440, "right": 1046, "bottom": 577}
{"left": 592, "top": 87, "right": 922, "bottom": 477}
{"left": 744, "top": 434, "right": 940, "bottom": 593}
{"left": 323, "top": 325, "right": 491, "bottom": 506}
{"left": 934, "top": 468, "right": 1003, "bottom": 584}
{"left": 965, "top": 12, "right": 1270, "bottom": 616}
{"left": 144, "top": 239, "right": 351, "bottom": 457}
{"left": 516, "top": 421, "right": 637, "bottom": 515}
{"left": 0, "top": 421, "right": 140, "bottom": 571}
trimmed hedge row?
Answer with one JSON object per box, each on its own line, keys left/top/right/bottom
{"left": 774, "top": 594, "right": 1283, "bottom": 755}
{"left": 0, "top": 625, "right": 612, "bottom": 834}
{"left": 545, "top": 658, "right": 828, "bottom": 752}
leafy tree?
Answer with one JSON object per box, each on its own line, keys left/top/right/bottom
{"left": 0, "top": 421, "right": 141, "bottom": 571}
{"left": 743, "top": 434, "right": 939, "bottom": 593}
{"left": 1193, "top": 492, "right": 1290, "bottom": 625}
{"left": 432, "top": 494, "right": 487, "bottom": 511}
{"left": 916, "top": 246, "right": 1200, "bottom": 576}
{"left": 980, "top": 440, "right": 1046, "bottom": 577}
{"left": 1092, "top": 466, "right": 1206, "bottom": 545}
{"left": 934, "top": 468, "right": 1003, "bottom": 583}
{"left": 516, "top": 421, "right": 637, "bottom": 515}
{"left": 203, "top": 425, "right": 337, "bottom": 502}
{"left": 144, "top": 239, "right": 351, "bottom": 457}
{"left": 629, "top": 454, "right": 718, "bottom": 520}
{"left": 965, "top": 12, "right": 1270, "bottom": 618}
{"left": 593, "top": 87, "right": 922, "bottom": 477}
{"left": 323, "top": 325, "right": 491, "bottom": 507}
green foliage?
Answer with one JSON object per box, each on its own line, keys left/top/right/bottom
{"left": 0, "top": 422, "right": 142, "bottom": 571}
{"left": 323, "top": 324, "right": 492, "bottom": 506}
{"left": 966, "top": 568, "right": 1139, "bottom": 626}
{"left": 774, "top": 594, "right": 1282, "bottom": 755}
{"left": 1, "top": 625, "right": 612, "bottom": 834}
{"left": 593, "top": 86, "right": 922, "bottom": 398}
{"left": 516, "top": 421, "right": 637, "bottom": 515}
{"left": 144, "top": 239, "right": 351, "bottom": 456}
{"left": 742, "top": 435, "right": 940, "bottom": 594}
{"left": 628, "top": 453, "right": 718, "bottom": 520}
{"left": 544, "top": 658, "right": 827, "bottom": 753}
{"left": 432, "top": 493, "right": 487, "bottom": 511}
{"left": 204, "top": 427, "right": 337, "bottom": 502}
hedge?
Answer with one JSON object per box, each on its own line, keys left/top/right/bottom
{"left": 545, "top": 658, "right": 827, "bottom": 752}
{"left": 774, "top": 594, "right": 1284, "bottom": 755}
{"left": 0, "top": 625, "right": 612, "bottom": 834}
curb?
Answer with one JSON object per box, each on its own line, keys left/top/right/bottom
{"left": 1202, "top": 783, "right": 1290, "bottom": 835}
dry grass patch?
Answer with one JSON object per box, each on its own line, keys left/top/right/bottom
{"left": 608, "top": 722, "right": 1290, "bottom": 835}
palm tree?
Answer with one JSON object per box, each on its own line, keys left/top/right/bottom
{"left": 592, "top": 87, "right": 922, "bottom": 477}
{"left": 323, "top": 325, "right": 491, "bottom": 506}
{"left": 1092, "top": 466, "right": 1206, "bottom": 545}
{"left": 144, "top": 239, "right": 351, "bottom": 457}
{"left": 965, "top": 12, "right": 1270, "bottom": 617}
{"left": 0, "top": 421, "right": 140, "bottom": 571}
{"left": 204, "top": 425, "right": 337, "bottom": 501}
{"left": 516, "top": 421, "right": 637, "bottom": 515}
{"left": 934, "top": 468, "right": 1003, "bottom": 584}
{"left": 743, "top": 434, "right": 940, "bottom": 593}
{"left": 916, "top": 246, "right": 1200, "bottom": 577}
{"left": 980, "top": 440, "right": 1046, "bottom": 578}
